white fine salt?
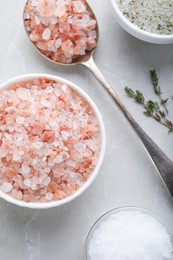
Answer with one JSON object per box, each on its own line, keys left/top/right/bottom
{"left": 87, "top": 209, "right": 173, "bottom": 260}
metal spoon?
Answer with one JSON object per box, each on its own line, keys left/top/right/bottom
{"left": 23, "top": 0, "right": 173, "bottom": 199}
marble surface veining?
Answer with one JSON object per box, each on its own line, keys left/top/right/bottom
{"left": 0, "top": 0, "right": 173, "bottom": 259}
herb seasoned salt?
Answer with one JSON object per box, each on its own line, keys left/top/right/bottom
{"left": 117, "top": 0, "right": 173, "bottom": 35}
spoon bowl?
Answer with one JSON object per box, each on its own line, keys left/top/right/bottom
{"left": 23, "top": 0, "right": 173, "bottom": 200}
{"left": 23, "top": 0, "right": 98, "bottom": 65}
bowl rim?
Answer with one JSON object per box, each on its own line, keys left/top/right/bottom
{"left": 0, "top": 73, "right": 106, "bottom": 209}
{"left": 110, "top": 0, "right": 173, "bottom": 41}
{"left": 84, "top": 206, "right": 173, "bottom": 259}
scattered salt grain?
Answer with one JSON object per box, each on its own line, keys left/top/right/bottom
{"left": 117, "top": 0, "right": 173, "bottom": 35}
{"left": 87, "top": 209, "right": 173, "bottom": 260}
{"left": 24, "top": 0, "right": 97, "bottom": 64}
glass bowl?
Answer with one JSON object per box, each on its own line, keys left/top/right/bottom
{"left": 85, "top": 206, "right": 173, "bottom": 259}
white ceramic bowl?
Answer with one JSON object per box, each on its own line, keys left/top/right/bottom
{"left": 0, "top": 74, "right": 106, "bottom": 209}
{"left": 110, "top": 0, "right": 173, "bottom": 44}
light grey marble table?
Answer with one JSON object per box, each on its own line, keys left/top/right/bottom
{"left": 0, "top": 1, "right": 173, "bottom": 259}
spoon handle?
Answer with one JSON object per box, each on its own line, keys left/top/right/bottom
{"left": 83, "top": 56, "right": 173, "bottom": 199}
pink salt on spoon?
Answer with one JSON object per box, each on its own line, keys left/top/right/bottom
{"left": 23, "top": 1, "right": 173, "bottom": 200}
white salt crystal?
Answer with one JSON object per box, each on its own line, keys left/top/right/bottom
{"left": 16, "top": 117, "right": 25, "bottom": 125}
{"left": 13, "top": 152, "right": 21, "bottom": 161}
{"left": 42, "top": 176, "right": 50, "bottom": 186}
{"left": 55, "top": 38, "right": 62, "bottom": 48}
{"left": 54, "top": 0, "right": 66, "bottom": 17}
{"left": 31, "top": 0, "right": 39, "bottom": 6}
{"left": 34, "top": 16, "right": 41, "bottom": 25}
{"left": 45, "top": 86, "right": 53, "bottom": 93}
{"left": 33, "top": 142, "right": 43, "bottom": 149}
{"left": 42, "top": 28, "right": 51, "bottom": 40}
{"left": 55, "top": 88, "right": 61, "bottom": 97}
{"left": 24, "top": 179, "right": 31, "bottom": 187}
{"left": 67, "top": 160, "right": 76, "bottom": 167}
{"left": 74, "top": 1, "right": 86, "bottom": 13}
{"left": 41, "top": 99, "right": 51, "bottom": 107}
{"left": 61, "top": 84, "right": 68, "bottom": 92}
{"left": 49, "top": 120, "right": 57, "bottom": 127}
{"left": 45, "top": 192, "right": 53, "bottom": 201}
{"left": 31, "top": 182, "right": 37, "bottom": 190}
{"left": 8, "top": 126, "right": 14, "bottom": 132}
{"left": 48, "top": 159, "right": 55, "bottom": 167}
{"left": 38, "top": 174, "right": 47, "bottom": 184}
{"left": 0, "top": 148, "right": 8, "bottom": 158}
{"left": 44, "top": 167, "right": 50, "bottom": 173}
{"left": 16, "top": 88, "right": 30, "bottom": 100}
{"left": 21, "top": 164, "right": 31, "bottom": 175}
{"left": 61, "top": 130, "right": 71, "bottom": 140}
{"left": 88, "top": 30, "right": 97, "bottom": 39}
{"left": 1, "top": 182, "right": 12, "bottom": 193}
{"left": 24, "top": 12, "right": 30, "bottom": 19}
{"left": 42, "top": 156, "right": 47, "bottom": 162}
{"left": 55, "top": 154, "right": 63, "bottom": 164}
{"left": 87, "top": 209, "right": 173, "bottom": 260}
{"left": 53, "top": 141, "right": 59, "bottom": 147}
{"left": 67, "top": 16, "right": 73, "bottom": 24}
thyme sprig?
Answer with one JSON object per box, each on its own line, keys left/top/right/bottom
{"left": 150, "top": 69, "right": 169, "bottom": 114}
{"left": 125, "top": 86, "right": 173, "bottom": 132}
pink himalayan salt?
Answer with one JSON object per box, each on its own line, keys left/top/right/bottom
{"left": 0, "top": 78, "right": 100, "bottom": 203}
{"left": 24, "top": 0, "right": 97, "bottom": 64}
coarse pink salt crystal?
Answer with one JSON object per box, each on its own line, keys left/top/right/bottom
{"left": 24, "top": 0, "right": 97, "bottom": 64}
{"left": 11, "top": 190, "right": 23, "bottom": 200}
{"left": 0, "top": 78, "right": 100, "bottom": 203}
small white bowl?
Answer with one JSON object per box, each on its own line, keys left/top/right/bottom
{"left": 110, "top": 0, "right": 173, "bottom": 44}
{"left": 0, "top": 74, "right": 106, "bottom": 209}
